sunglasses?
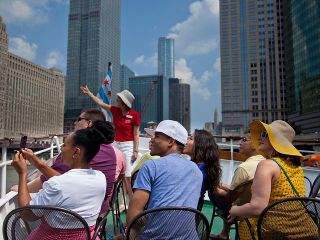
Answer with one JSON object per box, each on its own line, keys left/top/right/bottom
{"left": 241, "top": 137, "right": 251, "bottom": 142}
{"left": 76, "top": 116, "right": 89, "bottom": 122}
{"left": 260, "top": 131, "right": 268, "bottom": 139}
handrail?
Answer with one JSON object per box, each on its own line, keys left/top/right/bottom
{"left": 0, "top": 135, "right": 63, "bottom": 199}
{"left": 1, "top": 134, "right": 319, "bottom": 200}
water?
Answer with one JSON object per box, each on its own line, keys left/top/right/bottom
{"left": 6, "top": 165, "right": 36, "bottom": 192}
{"left": 4, "top": 151, "right": 51, "bottom": 193}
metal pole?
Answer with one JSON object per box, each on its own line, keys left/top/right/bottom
{"left": 1, "top": 142, "right": 8, "bottom": 199}
{"left": 229, "top": 138, "right": 234, "bottom": 184}
{"left": 49, "top": 137, "right": 54, "bottom": 158}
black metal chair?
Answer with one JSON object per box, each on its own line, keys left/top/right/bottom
{"left": 3, "top": 205, "right": 104, "bottom": 240}
{"left": 209, "top": 180, "right": 253, "bottom": 239}
{"left": 96, "top": 176, "right": 126, "bottom": 238}
{"left": 310, "top": 174, "right": 320, "bottom": 198}
{"left": 126, "top": 206, "right": 210, "bottom": 240}
{"left": 257, "top": 197, "right": 320, "bottom": 240}
{"left": 304, "top": 176, "right": 313, "bottom": 196}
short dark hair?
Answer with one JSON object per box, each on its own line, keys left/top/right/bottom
{"left": 81, "top": 109, "right": 106, "bottom": 123}
{"left": 175, "top": 141, "right": 185, "bottom": 153}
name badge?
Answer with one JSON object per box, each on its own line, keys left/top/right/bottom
{"left": 126, "top": 115, "right": 133, "bottom": 119}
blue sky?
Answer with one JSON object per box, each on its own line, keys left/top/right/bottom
{"left": 0, "top": 0, "right": 221, "bottom": 131}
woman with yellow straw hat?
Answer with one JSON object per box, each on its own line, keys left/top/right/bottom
{"left": 228, "top": 120, "right": 318, "bottom": 239}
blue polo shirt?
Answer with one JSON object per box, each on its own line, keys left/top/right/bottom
{"left": 133, "top": 153, "right": 202, "bottom": 239}
{"left": 134, "top": 153, "right": 202, "bottom": 209}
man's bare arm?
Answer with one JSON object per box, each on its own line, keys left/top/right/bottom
{"left": 126, "top": 189, "right": 150, "bottom": 225}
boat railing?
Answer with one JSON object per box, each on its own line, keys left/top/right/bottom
{"left": 1, "top": 134, "right": 320, "bottom": 200}
{"left": 0, "top": 135, "right": 66, "bottom": 199}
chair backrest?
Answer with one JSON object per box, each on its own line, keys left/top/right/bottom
{"left": 126, "top": 206, "right": 210, "bottom": 240}
{"left": 310, "top": 174, "right": 320, "bottom": 198}
{"left": 3, "top": 205, "right": 91, "bottom": 240}
{"left": 110, "top": 176, "right": 125, "bottom": 210}
{"left": 226, "top": 180, "right": 253, "bottom": 207}
{"left": 304, "top": 176, "right": 313, "bottom": 196}
{"left": 257, "top": 197, "right": 320, "bottom": 240}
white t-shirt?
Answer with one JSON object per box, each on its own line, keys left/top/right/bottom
{"left": 30, "top": 169, "right": 106, "bottom": 226}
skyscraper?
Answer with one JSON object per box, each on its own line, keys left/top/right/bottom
{"left": 169, "top": 78, "right": 191, "bottom": 132}
{"left": 220, "top": 0, "right": 286, "bottom": 135}
{"left": 120, "top": 64, "right": 134, "bottom": 91}
{"left": 283, "top": 0, "right": 320, "bottom": 134}
{"left": 64, "top": 0, "right": 120, "bottom": 130}
{"left": 158, "top": 37, "right": 175, "bottom": 79}
{"left": 129, "top": 75, "right": 169, "bottom": 130}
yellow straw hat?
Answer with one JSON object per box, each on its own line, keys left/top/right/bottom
{"left": 249, "top": 120, "right": 303, "bottom": 159}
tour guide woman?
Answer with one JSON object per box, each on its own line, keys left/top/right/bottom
{"left": 80, "top": 86, "right": 140, "bottom": 202}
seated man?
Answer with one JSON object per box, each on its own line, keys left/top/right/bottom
{"left": 12, "top": 109, "right": 118, "bottom": 215}
{"left": 210, "top": 133, "right": 265, "bottom": 240}
{"left": 126, "top": 120, "right": 203, "bottom": 239}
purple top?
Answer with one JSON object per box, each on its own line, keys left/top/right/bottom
{"left": 40, "top": 144, "right": 117, "bottom": 214}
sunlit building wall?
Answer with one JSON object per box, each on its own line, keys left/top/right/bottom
{"left": 220, "top": 0, "right": 286, "bottom": 135}
{"left": 0, "top": 17, "right": 64, "bottom": 138}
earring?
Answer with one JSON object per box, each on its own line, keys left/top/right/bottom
{"left": 72, "top": 154, "right": 76, "bottom": 159}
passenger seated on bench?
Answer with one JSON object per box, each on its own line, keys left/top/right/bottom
{"left": 211, "top": 133, "right": 265, "bottom": 240}
{"left": 11, "top": 109, "right": 120, "bottom": 215}
{"left": 183, "top": 129, "right": 221, "bottom": 211}
{"left": 228, "top": 120, "right": 311, "bottom": 239}
{"left": 12, "top": 121, "right": 110, "bottom": 235}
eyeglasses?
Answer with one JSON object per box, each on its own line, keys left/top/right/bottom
{"left": 260, "top": 131, "right": 268, "bottom": 139}
{"left": 241, "top": 137, "right": 251, "bottom": 142}
{"left": 76, "top": 117, "right": 89, "bottom": 122}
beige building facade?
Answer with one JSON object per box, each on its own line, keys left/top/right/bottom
{"left": 220, "top": 0, "right": 286, "bottom": 135}
{"left": 0, "top": 17, "right": 65, "bottom": 138}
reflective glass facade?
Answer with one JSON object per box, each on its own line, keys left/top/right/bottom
{"left": 284, "top": 0, "right": 320, "bottom": 133}
{"left": 169, "top": 78, "right": 191, "bottom": 132}
{"left": 158, "top": 37, "right": 175, "bottom": 79}
{"left": 65, "top": 0, "right": 120, "bottom": 130}
{"left": 129, "top": 75, "right": 169, "bottom": 130}
{"left": 120, "top": 64, "right": 134, "bottom": 91}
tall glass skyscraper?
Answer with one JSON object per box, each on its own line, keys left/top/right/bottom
{"left": 129, "top": 75, "right": 169, "bottom": 130}
{"left": 169, "top": 78, "right": 191, "bottom": 132}
{"left": 220, "top": 0, "right": 286, "bottom": 135}
{"left": 158, "top": 37, "right": 175, "bottom": 79}
{"left": 283, "top": 0, "right": 320, "bottom": 134}
{"left": 120, "top": 64, "right": 134, "bottom": 91}
{"left": 64, "top": 0, "right": 120, "bottom": 130}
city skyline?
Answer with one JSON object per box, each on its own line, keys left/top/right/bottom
{"left": 0, "top": 0, "right": 220, "bottom": 131}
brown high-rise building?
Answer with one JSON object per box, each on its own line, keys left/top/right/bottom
{"left": 0, "top": 17, "right": 65, "bottom": 138}
{"left": 220, "top": 0, "right": 286, "bottom": 135}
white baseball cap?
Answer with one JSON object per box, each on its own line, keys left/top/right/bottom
{"left": 145, "top": 120, "right": 188, "bottom": 145}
